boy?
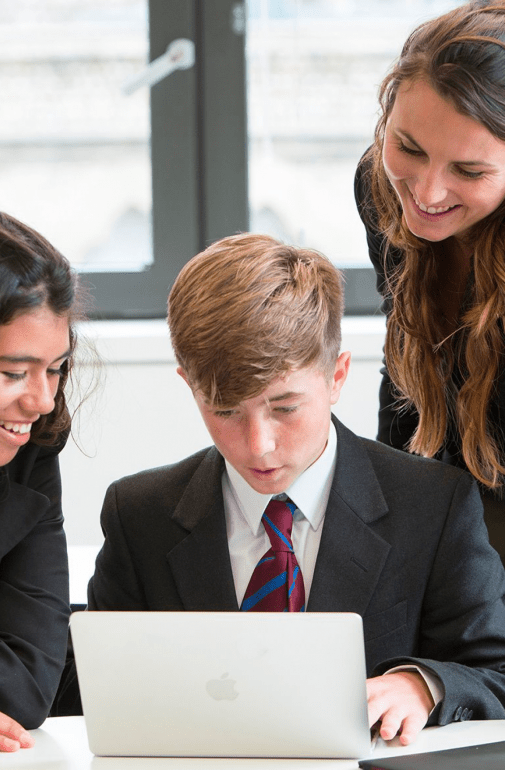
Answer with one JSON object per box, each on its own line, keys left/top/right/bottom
{"left": 63, "top": 234, "right": 505, "bottom": 743}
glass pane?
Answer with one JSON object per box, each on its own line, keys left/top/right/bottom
{"left": 0, "top": 0, "right": 151, "bottom": 272}
{"left": 246, "top": 0, "right": 461, "bottom": 267}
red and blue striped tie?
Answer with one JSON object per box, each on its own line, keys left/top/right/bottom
{"left": 240, "top": 496, "right": 306, "bottom": 612}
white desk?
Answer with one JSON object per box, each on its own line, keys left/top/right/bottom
{"left": 2, "top": 717, "right": 505, "bottom": 769}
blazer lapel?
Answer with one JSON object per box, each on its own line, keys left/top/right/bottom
{"left": 308, "top": 418, "right": 391, "bottom": 614}
{"left": 166, "top": 447, "right": 239, "bottom": 611}
{"left": 0, "top": 476, "right": 51, "bottom": 559}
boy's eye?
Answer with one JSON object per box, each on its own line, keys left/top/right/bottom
{"left": 214, "top": 409, "right": 236, "bottom": 418}
{"left": 274, "top": 406, "right": 297, "bottom": 414}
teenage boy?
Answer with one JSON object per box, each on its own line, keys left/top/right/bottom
{"left": 59, "top": 234, "right": 505, "bottom": 743}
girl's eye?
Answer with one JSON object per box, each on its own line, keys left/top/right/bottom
{"left": 214, "top": 409, "right": 236, "bottom": 418}
{"left": 2, "top": 371, "right": 25, "bottom": 381}
{"left": 47, "top": 367, "right": 65, "bottom": 377}
{"left": 456, "top": 167, "right": 484, "bottom": 180}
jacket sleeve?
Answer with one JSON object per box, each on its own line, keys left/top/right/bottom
{"left": 354, "top": 154, "right": 420, "bottom": 451}
{"left": 373, "top": 473, "right": 505, "bottom": 723}
{"left": 0, "top": 442, "right": 70, "bottom": 728}
{"left": 52, "top": 480, "right": 147, "bottom": 717}
{"left": 87, "top": 481, "right": 148, "bottom": 611}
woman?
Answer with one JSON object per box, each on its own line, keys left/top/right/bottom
{"left": 355, "top": 1, "right": 505, "bottom": 556}
{"left": 0, "top": 212, "right": 82, "bottom": 751}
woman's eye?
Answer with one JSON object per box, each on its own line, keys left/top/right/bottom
{"left": 47, "top": 367, "right": 65, "bottom": 377}
{"left": 398, "top": 141, "right": 423, "bottom": 157}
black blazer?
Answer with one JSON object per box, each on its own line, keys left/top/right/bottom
{"left": 0, "top": 441, "right": 70, "bottom": 728}
{"left": 53, "top": 417, "right": 505, "bottom": 725}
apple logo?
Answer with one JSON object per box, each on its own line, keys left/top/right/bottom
{"left": 205, "top": 672, "right": 239, "bottom": 701}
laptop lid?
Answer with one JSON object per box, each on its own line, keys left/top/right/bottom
{"left": 70, "top": 611, "right": 371, "bottom": 759}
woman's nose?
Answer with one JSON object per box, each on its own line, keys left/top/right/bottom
{"left": 414, "top": 166, "right": 449, "bottom": 208}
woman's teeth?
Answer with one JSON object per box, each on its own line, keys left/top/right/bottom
{"left": 0, "top": 421, "right": 31, "bottom": 434}
{"left": 414, "top": 196, "right": 455, "bottom": 214}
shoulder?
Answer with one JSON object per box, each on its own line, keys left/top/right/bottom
{"left": 5, "top": 434, "right": 67, "bottom": 488}
{"left": 359, "top": 435, "right": 476, "bottom": 511}
{"left": 362, "top": 435, "right": 469, "bottom": 481}
{"left": 104, "top": 445, "right": 222, "bottom": 513}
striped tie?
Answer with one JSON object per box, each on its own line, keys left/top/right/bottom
{"left": 240, "top": 496, "right": 305, "bottom": 612}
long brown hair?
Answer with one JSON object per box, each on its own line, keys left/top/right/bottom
{"left": 0, "top": 212, "right": 84, "bottom": 446}
{"left": 364, "top": 1, "right": 505, "bottom": 488}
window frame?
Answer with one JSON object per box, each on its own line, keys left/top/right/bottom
{"left": 84, "top": 0, "right": 378, "bottom": 319}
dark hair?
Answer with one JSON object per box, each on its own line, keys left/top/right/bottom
{"left": 364, "top": 1, "right": 505, "bottom": 487}
{"left": 0, "top": 212, "right": 82, "bottom": 446}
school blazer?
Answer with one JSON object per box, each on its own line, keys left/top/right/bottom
{"left": 0, "top": 442, "right": 70, "bottom": 727}
{"left": 87, "top": 416, "right": 505, "bottom": 726}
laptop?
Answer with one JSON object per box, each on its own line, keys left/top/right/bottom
{"left": 70, "top": 610, "right": 371, "bottom": 759}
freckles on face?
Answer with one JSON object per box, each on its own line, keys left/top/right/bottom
{"left": 192, "top": 371, "right": 332, "bottom": 494}
{"left": 190, "top": 357, "right": 350, "bottom": 495}
{"left": 382, "top": 78, "right": 505, "bottom": 242}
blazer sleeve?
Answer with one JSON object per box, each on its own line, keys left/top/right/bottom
{"left": 0, "top": 442, "right": 70, "bottom": 729}
{"left": 373, "top": 472, "right": 505, "bottom": 723}
{"left": 52, "top": 480, "right": 147, "bottom": 718}
{"left": 354, "top": 154, "right": 420, "bottom": 451}
{"left": 87, "top": 481, "right": 149, "bottom": 611}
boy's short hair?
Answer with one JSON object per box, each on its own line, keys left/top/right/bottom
{"left": 168, "top": 233, "right": 344, "bottom": 406}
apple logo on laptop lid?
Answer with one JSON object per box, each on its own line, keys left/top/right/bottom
{"left": 205, "top": 673, "right": 239, "bottom": 701}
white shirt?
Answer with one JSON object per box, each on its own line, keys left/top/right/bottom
{"left": 220, "top": 420, "right": 443, "bottom": 708}
{"left": 223, "top": 422, "right": 337, "bottom": 606}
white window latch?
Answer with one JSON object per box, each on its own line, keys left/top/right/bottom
{"left": 123, "top": 38, "right": 195, "bottom": 96}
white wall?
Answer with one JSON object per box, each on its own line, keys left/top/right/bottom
{"left": 61, "top": 316, "right": 386, "bottom": 549}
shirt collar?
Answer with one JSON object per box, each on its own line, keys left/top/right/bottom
{"left": 225, "top": 421, "right": 337, "bottom": 536}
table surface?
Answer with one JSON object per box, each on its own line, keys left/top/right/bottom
{"left": 2, "top": 717, "right": 505, "bottom": 769}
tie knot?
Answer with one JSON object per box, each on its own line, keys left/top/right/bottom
{"left": 262, "top": 498, "right": 296, "bottom": 553}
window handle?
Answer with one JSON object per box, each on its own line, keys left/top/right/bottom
{"left": 123, "top": 38, "right": 195, "bottom": 96}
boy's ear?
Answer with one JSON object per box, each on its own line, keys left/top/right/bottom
{"left": 177, "top": 366, "right": 191, "bottom": 388}
{"left": 329, "top": 351, "right": 351, "bottom": 405}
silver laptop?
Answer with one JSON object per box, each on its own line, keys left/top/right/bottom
{"left": 70, "top": 611, "right": 371, "bottom": 759}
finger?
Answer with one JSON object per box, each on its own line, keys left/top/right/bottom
{"left": 397, "top": 713, "right": 427, "bottom": 746}
{"left": 379, "top": 710, "right": 402, "bottom": 742}
{"left": 0, "top": 713, "right": 34, "bottom": 751}
{"left": 366, "top": 680, "right": 387, "bottom": 728}
{"left": 0, "top": 735, "right": 21, "bottom": 753}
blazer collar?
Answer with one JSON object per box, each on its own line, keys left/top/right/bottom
{"left": 166, "top": 447, "right": 239, "bottom": 611}
{"left": 308, "top": 416, "right": 391, "bottom": 613}
{"left": 0, "top": 476, "right": 52, "bottom": 558}
{"left": 166, "top": 419, "right": 392, "bottom": 614}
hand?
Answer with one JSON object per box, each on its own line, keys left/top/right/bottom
{"left": 367, "top": 671, "right": 435, "bottom": 746}
{"left": 0, "top": 712, "right": 34, "bottom": 752}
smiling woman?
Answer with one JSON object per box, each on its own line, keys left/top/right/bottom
{"left": 0, "top": 213, "right": 84, "bottom": 752}
{"left": 354, "top": 0, "right": 505, "bottom": 561}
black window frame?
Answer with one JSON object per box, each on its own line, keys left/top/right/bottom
{"left": 84, "top": 0, "right": 378, "bottom": 319}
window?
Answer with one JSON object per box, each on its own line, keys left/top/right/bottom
{"left": 1, "top": 0, "right": 460, "bottom": 317}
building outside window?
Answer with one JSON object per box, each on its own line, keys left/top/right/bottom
{"left": 0, "top": 0, "right": 460, "bottom": 315}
